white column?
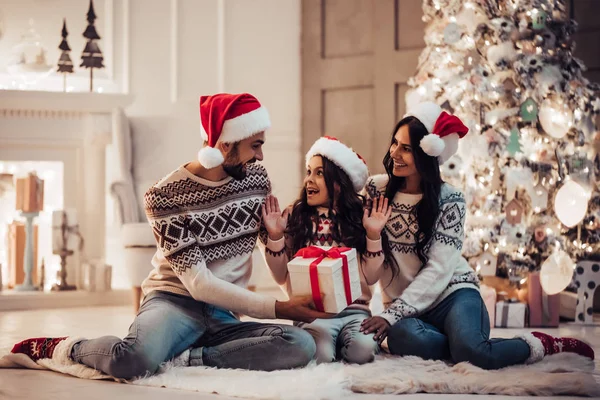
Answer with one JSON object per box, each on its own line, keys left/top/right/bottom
{"left": 81, "top": 113, "right": 112, "bottom": 287}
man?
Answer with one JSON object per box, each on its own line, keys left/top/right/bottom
{"left": 11, "top": 93, "right": 327, "bottom": 379}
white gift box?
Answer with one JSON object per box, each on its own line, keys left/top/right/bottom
{"left": 287, "top": 246, "right": 361, "bottom": 314}
{"left": 83, "top": 260, "right": 112, "bottom": 292}
{"left": 495, "top": 300, "right": 528, "bottom": 328}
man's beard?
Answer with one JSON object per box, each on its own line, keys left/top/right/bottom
{"left": 223, "top": 156, "right": 257, "bottom": 181}
{"left": 223, "top": 162, "right": 247, "bottom": 180}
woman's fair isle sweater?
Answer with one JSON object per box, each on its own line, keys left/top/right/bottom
{"left": 259, "top": 208, "right": 385, "bottom": 314}
{"left": 365, "top": 175, "right": 479, "bottom": 325}
{"left": 141, "top": 163, "right": 277, "bottom": 319}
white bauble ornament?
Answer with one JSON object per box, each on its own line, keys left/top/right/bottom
{"left": 554, "top": 180, "right": 590, "bottom": 227}
{"left": 535, "top": 65, "right": 563, "bottom": 96}
{"left": 540, "top": 250, "right": 574, "bottom": 295}
{"left": 487, "top": 42, "right": 518, "bottom": 70}
{"left": 444, "top": 23, "right": 463, "bottom": 45}
{"left": 539, "top": 101, "right": 573, "bottom": 138}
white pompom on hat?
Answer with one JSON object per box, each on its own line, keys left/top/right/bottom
{"left": 404, "top": 102, "right": 469, "bottom": 164}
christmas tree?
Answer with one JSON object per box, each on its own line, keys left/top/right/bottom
{"left": 80, "top": 0, "right": 104, "bottom": 92}
{"left": 406, "top": 0, "right": 600, "bottom": 285}
{"left": 57, "top": 18, "right": 74, "bottom": 92}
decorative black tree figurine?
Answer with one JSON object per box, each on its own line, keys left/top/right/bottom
{"left": 80, "top": 0, "right": 104, "bottom": 92}
{"left": 57, "top": 18, "right": 74, "bottom": 92}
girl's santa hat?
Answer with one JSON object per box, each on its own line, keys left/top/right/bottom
{"left": 404, "top": 102, "right": 469, "bottom": 165}
{"left": 305, "top": 136, "right": 369, "bottom": 192}
{"left": 198, "top": 93, "right": 271, "bottom": 168}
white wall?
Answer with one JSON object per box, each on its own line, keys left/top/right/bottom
{"left": 125, "top": 0, "right": 302, "bottom": 210}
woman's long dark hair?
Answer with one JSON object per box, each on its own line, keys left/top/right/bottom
{"left": 383, "top": 116, "right": 443, "bottom": 267}
{"left": 286, "top": 156, "right": 367, "bottom": 256}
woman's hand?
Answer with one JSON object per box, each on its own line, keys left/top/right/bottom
{"left": 261, "top": 195, "right": 289, "bottom": 241}
{"left": 360, "top": 316, "right": 391, "bottom": 342}
{"left": 362, "top": 195, "right": 392, "bottom": 240}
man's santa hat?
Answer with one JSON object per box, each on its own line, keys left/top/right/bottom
{"left": 198, "top": 93, "right": 271, "bottom": 168}
{"left": 404, "top": 102, "right": 469, "bottom": 165}
{"left": 305, "top": 136, "right": 369, "bottom": 192}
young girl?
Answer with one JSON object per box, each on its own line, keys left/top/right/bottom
{"left": 360, "top": 102, "right": 594, "bottom": 369}
{"left": 260, "top": 136, "right": 391, "bottom": 364}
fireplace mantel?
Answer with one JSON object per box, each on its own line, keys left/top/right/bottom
{"left": 0, "top": 90, "right": 134, "bottom": 307}
{"left": 0, "top": 90, "right": 133, "bottom": 115}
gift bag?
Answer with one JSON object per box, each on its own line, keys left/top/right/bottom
{"left": 480, "top": 284, "right": 497, "bottom": 330}
{"left": 528, "top": 271, "right": 560, "bottom": 327}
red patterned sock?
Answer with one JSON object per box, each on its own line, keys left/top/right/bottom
{"left": 532, "top": 331, "right": 594, "bottom": 360}
{"left": 11, "top": 337, "right": 68, "bottom": 361}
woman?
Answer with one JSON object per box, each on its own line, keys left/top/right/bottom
{"left": 360, "top": 102, "right": 594, "bottom": 369}
{"left": 260, "top": 136, "right": 391, "bottom": 364}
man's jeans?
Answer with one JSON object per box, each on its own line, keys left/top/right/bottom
{"left": 386, "top": 288, "right": 530, "bottom": 370}
{"left": 71, "top": 291, "right": 316, "bottom": 379}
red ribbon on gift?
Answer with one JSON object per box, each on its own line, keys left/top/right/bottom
{"left": 293, "top": 246, "right": 353, "bottom": 312}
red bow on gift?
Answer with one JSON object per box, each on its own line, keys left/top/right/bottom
{"left": 293, "top": 246, "right": 353, "bottom": 312}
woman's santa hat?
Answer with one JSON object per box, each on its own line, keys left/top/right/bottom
{"left": 404, "top": 102, "right": 469, "bottom": 165}
{"left": 198, "top": 93, "right": 271, "bottom": 168}
{"left": 305, "top": 136, "right": 369, "bottom": 192}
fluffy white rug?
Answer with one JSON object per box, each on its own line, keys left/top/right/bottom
{"left": 2, "top": 341, "right": 599, "bottom": 398}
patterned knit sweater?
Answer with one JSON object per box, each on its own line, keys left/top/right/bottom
{"left": 259, "top": 207, "right": 385, "bottom": 314}
{"left": 365, "top": 175, "right": 479, "bottom": 325}
{"left": 141, "top": 163, "right": 277, "bottom": 319}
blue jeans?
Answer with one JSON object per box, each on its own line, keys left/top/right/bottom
{"left": 298, "top": 309, "right": 378, "bottom": 364}
{"left": 71, "top": 291, "right": 316, "bottom": 379}
{"left": 387, "top": 288, "right": 530, "bottom": 370}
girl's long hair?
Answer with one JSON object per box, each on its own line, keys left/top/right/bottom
{"left": 382, "top": 116, "right": 443, "bottom": 266}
